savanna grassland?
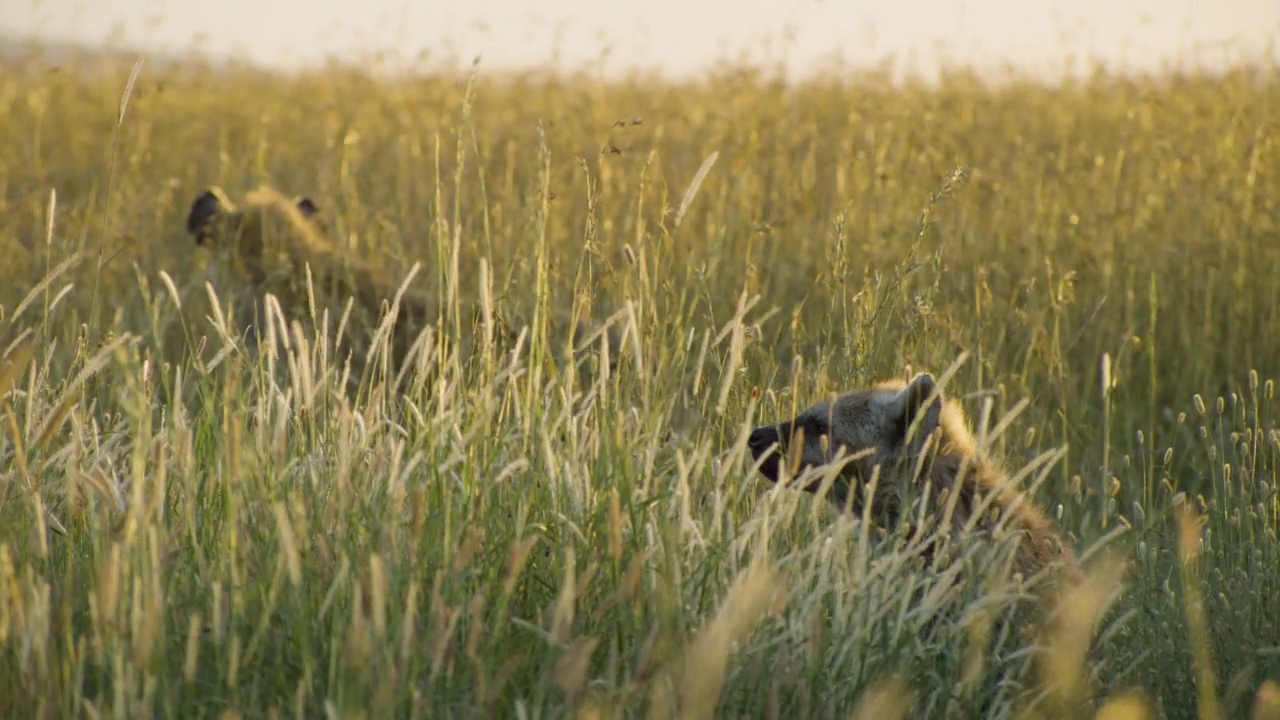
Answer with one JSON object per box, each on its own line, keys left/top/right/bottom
{"left": 0, "top": 45, "right": 1278, "bottom": 719}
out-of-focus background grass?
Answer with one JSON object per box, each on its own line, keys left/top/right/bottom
{"left": 0, "top": 36, "right": 1277, "bottom": 718}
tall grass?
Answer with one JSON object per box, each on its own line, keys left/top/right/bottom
{"left": 0, "top": 47, "right": 1277, "bottom": 718}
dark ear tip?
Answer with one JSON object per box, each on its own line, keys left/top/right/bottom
{"left": 907, "top": 373, "right": 944, "bottom": 409}
{"left": 911, "top": 372, "right": 936, "bottom": 393}
{"left": 186, "top": 189, "right": 224, "bottom": 235}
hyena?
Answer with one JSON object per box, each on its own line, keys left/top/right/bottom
{"left": 186, "top": 185, "right": 441, "bottom": 374}
{"left": 185, "top": 185, "right": 621, "bottom": 389}
{"left": 747, "top": 372, "right": 1083, "bottom": 642}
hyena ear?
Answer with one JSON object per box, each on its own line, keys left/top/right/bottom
{"left": 888, "top": 373, "right": 943, "bottom": 449}
{"left": 185, "top": 189, "right": 227, "bottom": 237}
{"left": 294, "top": 197, "right": 319, "bottom": 218}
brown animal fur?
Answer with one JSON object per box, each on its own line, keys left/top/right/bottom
{"left": 747, "top": 372, "right": 1082, "bottom": 621}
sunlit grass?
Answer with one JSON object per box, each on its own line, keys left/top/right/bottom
{"left": 0, "top": 44, "right": 1277, "bottom": 718}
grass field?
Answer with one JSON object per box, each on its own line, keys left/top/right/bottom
{"left": 0, "top": 46, "right": 1278, "bottom": 719}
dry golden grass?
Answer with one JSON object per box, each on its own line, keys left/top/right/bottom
{"left": 0, "top": 44, "right": 1277, "bottom": 718}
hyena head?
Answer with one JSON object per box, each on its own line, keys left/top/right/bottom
{"left": 185, "top": 186, "right": 322, "bottom": 256}
{"left": 184, "top": 186, "right": 326, "bottom": 349}
{"left": 747, "top": 372, "right": 949, "bottom": 512}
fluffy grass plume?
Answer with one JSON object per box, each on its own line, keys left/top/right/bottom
{"left": 0, "top": 43, "right": 1278, "bottom": 719}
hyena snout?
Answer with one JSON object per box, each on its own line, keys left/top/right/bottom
{"left": 748, "top": 424, "right": 787, "bottom": 483}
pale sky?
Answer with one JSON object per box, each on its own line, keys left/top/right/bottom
{"left": 3, "top": 0, "right": 1277, "bottom": 81}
